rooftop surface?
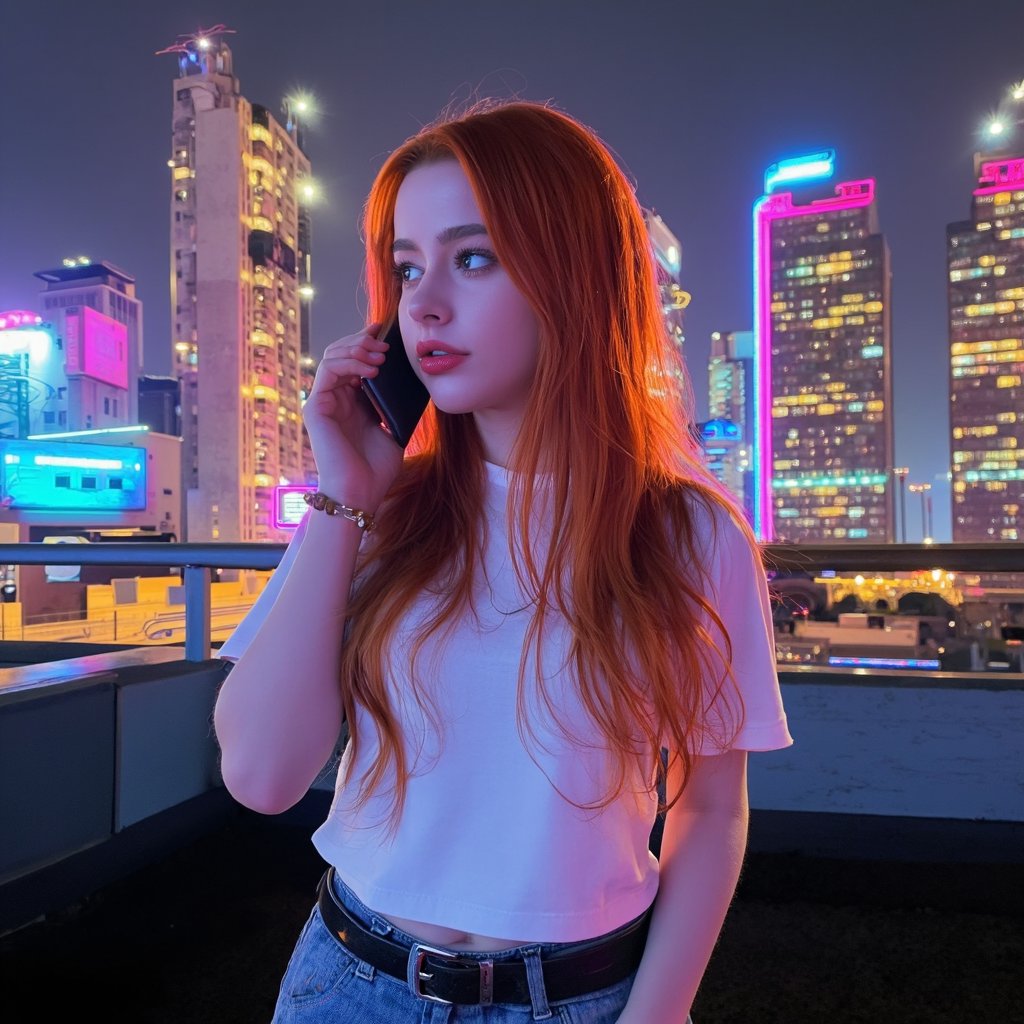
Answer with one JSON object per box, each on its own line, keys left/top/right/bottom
{"left": 2, "top": 811, "right": 1020, "bottom": 1023}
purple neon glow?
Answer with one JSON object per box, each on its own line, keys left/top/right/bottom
{"left": 272, "top": 484, "right": 315, "bottom": 530}
{"left": 755, "top": 179, "right": 877, "bottom": 540}
{"left": 973, "top": 157, "right": 1024, "bottom": 196}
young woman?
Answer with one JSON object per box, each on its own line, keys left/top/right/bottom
{"left": 215, "top": 99, "right": 793, "bottom": 1023}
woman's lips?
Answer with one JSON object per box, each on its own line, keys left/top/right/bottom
{"left": 416, "top": 341, "right": 468, "bottom": 375}
{"left": 419, "top": 353, "right": 467, "bottom": 375}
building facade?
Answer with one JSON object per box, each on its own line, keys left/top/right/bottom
{"left": 165, "top": 33, "right": 312, "bottom": 541}
{"left": 30, "top": 261, "right": 142, "bottom": 435}
{"left": 706, "top": 330, "right": 755, "bottom": 523}
{"left": 947, "top": 154, "right": 1024, "bottom": 542}
{"left": 754, "top": 154, "right": 894, "bottom": 543}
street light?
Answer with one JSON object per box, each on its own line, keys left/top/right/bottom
{"left": 981, "top": 80, "right": 1024, "bottom": 147}
{"left": 893, "top": 467, "right": 909, "bottom": 543}
{"left": 908, "top": 482, "right": 933, "bottom": 543}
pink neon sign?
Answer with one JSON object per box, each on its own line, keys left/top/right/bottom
{"left": 973, "top": 157, "right": 1024, "bottom": 196}
{"left": 0, "top": 309, "right": 42, "bottom": 330}
{"left": 754, "top": 179, "right": 877, "bottom": 540}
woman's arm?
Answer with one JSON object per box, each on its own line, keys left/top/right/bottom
{"left": 214, "top": 325, "right": 404, "bottom": 816}
{"left": 213, "top": 512, "right": 365, "bottom": 815}
{"left": 617, "top": 748, "right": 750, "bottom": 1023}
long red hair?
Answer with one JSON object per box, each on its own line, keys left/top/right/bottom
{"left": 341, "top": 99, "right": 752, "bottom": 826}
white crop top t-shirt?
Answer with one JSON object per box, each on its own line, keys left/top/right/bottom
{"left": 220, "top": 461, "right": 793, "bottom": 941}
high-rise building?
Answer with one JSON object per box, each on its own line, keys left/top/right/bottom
{"left": 753, "top": 151, "right": 894, "bottom": 543}
{"left": 642, "top": 208, "right": 692, "bottom": 417}
{"left": 947, "top": 153, "right": 1024, "bottom": 542}
{"left": 162, "top": 29, "right": 313, "bottom": 541}
{"left": 33, "top": 260, "right": 143, "bottom": 433}
{"left": 707, "top": 330, "right": 755, "bottom": 522}
{"left": 643, "top": 209, "right": 690, "bottom": 352}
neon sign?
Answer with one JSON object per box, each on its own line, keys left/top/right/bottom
{"left": 273, "top": 484, "right": 315, "bottom": 529}
{"left": 973, "top": 157, "right": 1024, "bottom": 196}
{"left": 763, "top": 150, "right": 836, "bottom": 194}
{"left": 0, "top": 310, "right": 42, "bottom": 330}
{"left": 0, "top": 439, "right": 145, "bottom": 511}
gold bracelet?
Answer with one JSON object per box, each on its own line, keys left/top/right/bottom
{"left": 302, "top": 491, "right": 375, "bottom": 531}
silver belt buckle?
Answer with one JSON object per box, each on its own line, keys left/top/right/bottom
{"left": 412, "top": 944, "right": 494, "bottom": 1005}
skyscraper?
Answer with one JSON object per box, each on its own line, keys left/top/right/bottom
{"left": 947, "top": 153, "right": 1024, "bottom": 542}
{"left": 162, "top": 28, "right": 313, "bottom": 541}
{"left": 642, "top": 208, "right": 692, "bottom": 414}
{"left": 753, "top": 152, "right": 894, "bottom": 543}
{"left": 706, "top": 330, "right": 755, "bottom": 522}
{"left": 643, "top": 208, "right": 690, "bottom": 352}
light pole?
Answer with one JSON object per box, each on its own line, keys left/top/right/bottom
{"left": 909, "top": 483, "right": 933, "bottom": 543}
{"left": 893, "top": 467, "right": 909, "bottom": 543}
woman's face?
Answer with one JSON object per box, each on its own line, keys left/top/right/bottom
{"left": 392, "top": 159, "right": 540, "bottom": 458}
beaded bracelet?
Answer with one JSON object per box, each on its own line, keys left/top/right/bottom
{"left": 302, "top": 491, "right": 375, "bottom": 531}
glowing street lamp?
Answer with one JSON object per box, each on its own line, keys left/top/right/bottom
{"left": 982, "top": 79, "right": 1024, "bottom": 145}
{"left": 283, "top": 91, "right": 318, "bottom": 135}
{"left": 297, "top": 177, "right": 322, "bottom": 206}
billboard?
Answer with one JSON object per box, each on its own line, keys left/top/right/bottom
{"left": 0, "top": 438, "right": 146, "bottom": 511}
{"left": 65, "top": 306, "right": 129, "bottom": 389}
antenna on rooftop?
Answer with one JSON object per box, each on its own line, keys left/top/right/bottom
{"left": 155, "top": 24, "right": 237, "bottom": 58}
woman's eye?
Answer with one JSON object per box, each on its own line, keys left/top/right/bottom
{"left": 394, "top": 262, "right": 422, "bottom": 283}
{"left": 455, "top": 248, "right": 495, "bottom": 272}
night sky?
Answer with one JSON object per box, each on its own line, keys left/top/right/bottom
{"left": 3, "top": 0, "right": 1023, "bottom": 541}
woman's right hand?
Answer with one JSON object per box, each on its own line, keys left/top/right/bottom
{"left": 302, "top": 323, "right": 406, "bottom": 510}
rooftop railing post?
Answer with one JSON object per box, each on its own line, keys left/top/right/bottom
{"left": 183, "top": 564, "right": 212, "bottom": 662}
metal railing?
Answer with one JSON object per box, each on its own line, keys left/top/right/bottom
{"left": 0, "top": 540, "right": 1022, "bottom": 663}
{"left": 0, "top": 542, "right": 285, "bottom": 662}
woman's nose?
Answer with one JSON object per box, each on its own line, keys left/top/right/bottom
{"left": 407, "top": 271, "right": 453, "bottom": 325}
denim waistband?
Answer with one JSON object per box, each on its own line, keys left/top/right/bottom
{"left": 328, "top": 868, "right": 648, "bottom": 962}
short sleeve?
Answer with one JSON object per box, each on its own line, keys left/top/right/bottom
{"left": 694, "top": 506, "right": 794, "bottom": 755}
{"left": 217, "top": 513, "right": 309, "bottom": 661}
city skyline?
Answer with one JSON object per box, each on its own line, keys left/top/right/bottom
{"left": 3, "top": 1, "right": 1024, "bottom": 541}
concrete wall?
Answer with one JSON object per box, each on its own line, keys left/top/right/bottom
{"left": 2, "top": 655, "right": 1021, "bottom": 933}
{"left": 755, "top": 670, "right": 1024, "bottom": 823}
{"left": 0, "top": 648, "right": 229, "bottom": 933}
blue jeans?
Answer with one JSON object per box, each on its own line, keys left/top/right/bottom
{"left": 270, "top": 871, "right": 685, "bottom": 1023}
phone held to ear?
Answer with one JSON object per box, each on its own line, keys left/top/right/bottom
{"left": 359, "top": 321, "right": 430, "bottom": 448}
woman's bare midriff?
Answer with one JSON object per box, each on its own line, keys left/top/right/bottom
{"left": 383, "top": 911, "right": 536, "bottom": 952}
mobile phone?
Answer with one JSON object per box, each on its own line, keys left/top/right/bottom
{"left": 359, "top": 320, "right": 430, "bottom": 448}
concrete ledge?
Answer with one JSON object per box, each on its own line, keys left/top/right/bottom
{"left": 748, "top": 808, "right": 1023, "bottom": 864}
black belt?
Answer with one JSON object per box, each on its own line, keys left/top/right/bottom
{"left": 316, "top": 868, "right": 650, "bottom": 1006}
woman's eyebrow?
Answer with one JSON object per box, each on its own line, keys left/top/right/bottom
{"left": 392, "top": 223, "right": 489, "bottom": 252}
